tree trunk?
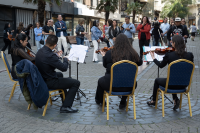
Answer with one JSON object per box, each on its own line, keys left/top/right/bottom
{"left": 38, "top": 0, "right": 46, "bottom": 27}
{"left": 105, "top": 11, "right": 109, "bottom": 24}
{"left": 132, "top": 10, "right": 136, "bottom": 24}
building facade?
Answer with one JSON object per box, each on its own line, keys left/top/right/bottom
{"left": 187, "top": 3, "right": 200, "bottom": 29}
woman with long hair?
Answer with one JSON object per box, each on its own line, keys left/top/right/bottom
{"left": 95, "top": 33, "right": 143, "bottom": 109}
{"left": 108, "top": 20, "right": 121, "bottom": 46}
{"left": 76, "top": 18, "right": 87, "bottom": 45}
{"left": 1, "top": 22, "right": 14, "bottom": 54}
{"left": 24, "top": 24, "right": 33, "bottom": 49}
{"left": 16, "top": 22, "right": 25, "bottom": 36}
{"left": 105, "top": 19, "right": 113, "bottom": 47}
{"left": 34, "top": 22, "right": 43, "bottom": 51}
{"left": 91, "top": 20, "right": 102, "bottom": 63}
{"left": 147, "top": 35, "right": 194, "bottom": 110}
{"left": 136, "top": 16, "right": 151, "bottom": 60}
{"left": 10, "top": 33, "right": 35, "bottom": 79}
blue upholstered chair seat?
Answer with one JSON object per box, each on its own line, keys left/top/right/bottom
{"left": 159, "top": 86, "right": 186, "bottom": 93}
{"left": 13, "top": 79, "right": 18, "bottom": 81}
{"left": 106, "top": 91, "right": 132, "bottom": 95}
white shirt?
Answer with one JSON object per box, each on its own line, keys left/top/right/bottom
{"left": 160, "top": 23, "right": 170, "bottom": 36}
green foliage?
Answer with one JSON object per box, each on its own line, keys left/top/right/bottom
{"left": 96, "top": 0, "right": 118, "bottom": 13}
{"left": 125, "top": 1, "right": 143, "bottom": 15}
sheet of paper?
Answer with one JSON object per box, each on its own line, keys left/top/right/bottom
{"left": 68, "top": 45, "right": 88, "bottom": 63}
{"left": 143, "top": 46, "right": 166, "bottom": 61}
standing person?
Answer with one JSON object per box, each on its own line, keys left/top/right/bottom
{"left": 151, "top": 17, "right": 159, "bottom": 46}
{"left": 190, "top": 23, "right": 197, "bottom": 41}
{"left": 76, "top": 18, "right": 87, "bottom": 45}
{"left": 168, "top": 18, "right": 174, "bottom": 46}
{"left": 104, "top": 19, "right": 113, "bottom": 47}
{"left": 108, "top": 20, "right": 121, "bottom": 46}
{"left": 181, "top": 18, "right": 189, "bottom": 44}
{"left": 167, "top": 17, "right": 188, "bottom": 47}
{"left": 152, "top": 21, "right": 163, "bottom": 46}
{"left": 16, "top": 22, "right": 25, "bottom": 36}
{"left": 55, "top": 15, "right": 68, "bottom": 55}
{"left": 95, "top": 34, "right": 143, "bottom": 109}
{"left": 42, "top": 19, "right": 54, "bottom": 45}
{"left": 35, "top": 35, "right": 80, "bottom": 113}
{"left": 1, "top": 22, "right": 14, "bottom": 54}
{"left": 34, "top": 22, "right": 43, "bottom": 51}
{"left": 24, "top": 24, "right": 33, "bottom": 49}
{"left": 136, "top": 16, "right": 151, "bottom": 60}
{"left": 122, "top": 16, "right": 136, "bottom": 46}
{"left": 160, "top": 18, "right": 170, "bottom": 46}
{"left": 91, "top": 20, "right": 102, "bottom": 63}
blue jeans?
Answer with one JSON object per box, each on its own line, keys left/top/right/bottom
{"left": 76, "top": 37, "right": 84, "bottom": 45}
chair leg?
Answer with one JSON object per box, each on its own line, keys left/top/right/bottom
{"left": 27, "top": 104, "right": 31, "bottom": 110}
{"left": 42, "top": 97, "right": 50, "bottom": 116}
{"left": 102, "top": 92, "right": 105, "bottom": 112}
{"left": 106, "top": 93, "right": 109, "bottom": 120}
{"left": 133, "top": 94, "right": 136, "bottom": 119}
{"left": 155, "top": 89, "right": 159, "bottom": 109}
{"left": 62, "top": 90, "right": 65, "bottom": 101}
{"left": 161, "top": 91, "right": 165, "bottom": 117}
{"left": 179, "top": 94, "right": 183, "bottom": 109}
{"left": 8, "top": 82, "right": 17, "bottom": 102}
{"left": 126, "top": 96, "right": 129, "bottom": 112}
{"left": 187, "top": 93, "right": 192, "bottom": 117}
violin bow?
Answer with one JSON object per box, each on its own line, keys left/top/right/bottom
{"left": 25, "top": 46, "right": 36, "bottom": 55}
{"left": 101, "top": 32, "right": 114, "bottom": 46}
{"left": 158, "top": 29, "right": 165, "bottom": 48}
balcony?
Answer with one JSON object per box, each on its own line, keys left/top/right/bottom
{"left": 154, "top": 6, "right": 162, "bottom": 12}
{"left": 140, "top": 0, "right": 148, "bottom": 3}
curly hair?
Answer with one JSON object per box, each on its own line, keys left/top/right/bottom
{"left": 172, "top": 35, "right": 186, "bottom": 58}
{"left": 78, "top": 18, "right": 85, "bottom": 25}
{"left": 111, "top": 33, "right": 140, "bottom": 63}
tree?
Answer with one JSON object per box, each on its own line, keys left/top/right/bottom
{"left": 96, "top": 0, "right": 118, "bottom": 23}
{"left": 125, "top": 1, "right": 144, "bottom": 23}
{"left": 23, "top": 0, "right": 62, "bottom": 26}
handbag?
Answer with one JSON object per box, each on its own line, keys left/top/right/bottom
{"left": 39, "top": 35, "right": 45, "bottom": 45}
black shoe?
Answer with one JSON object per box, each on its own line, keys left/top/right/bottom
{"left": 119, "top": 101, "right": 126, "bottom": 109}
{"left": 147, "top": 101, "right": 155, "bottom": 106}
{"left": 146, "top": 62, "right": 150, "bottom": 65}
{"left": 60, "top": 107, "right": 78, "bottom": 113}
{"left": 173, "top": 98, "right": 180, "bottom": 110}
{"left": 95, "top": 99, "right": 106, "bottom": 106}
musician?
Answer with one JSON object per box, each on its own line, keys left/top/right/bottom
{"left": 35, "top": 35, "right": 79, "bottom": 113}
{"left": 75, "top": 18, "right": 86, "bottom": 45}
{"left": 55, "top": 15, "right": 68, "bottom": 55}
{"left": 167, "top": 17, "right": 188, "bottom": 47}
{"left": 1, "top": 22, "right": 14, "bottom": 54}
{"left": 122, "top": 16, "right": 136, "bottom": 46}
{"left": 16, "top": 22, "right": 25, "bottom": 36}
{"left": 24, "top": 24, "right": 33, "bottom": 49}
{"left": 95, "top": 33, "right": 143, "bottom": 109}
{"left": 108, "top": 20, "right": 121, "bottom": 46}
{"left": 147, "top": 35, "right": 194, "bottom": 110}
{"left": 10, "top": 33, "right": 35, "bottom": 79}
{"left": 91, "top": 20, "right": 102, "bottom": 63}
{"left": 43, "top": 19, "right": 54, "bottom": 45}
{"left": 136, "top": 16, "right": 151, "bottom": 60}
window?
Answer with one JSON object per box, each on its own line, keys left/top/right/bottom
{"left": 154, "top": 1, "right": 158, "bottom": 7}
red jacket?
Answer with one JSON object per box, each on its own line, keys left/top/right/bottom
{"left": 136, "top": 23, "right": 151, "bottom": 40}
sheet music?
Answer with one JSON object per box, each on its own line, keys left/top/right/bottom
{"left": 143, "top": 46, "right": 166, "bottom": 61}
{"left": 68, "top": 45, "right": 88, "bottom": 63}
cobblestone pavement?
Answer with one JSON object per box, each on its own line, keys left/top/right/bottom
{"left": 0, "top": 38, "right": 200, "bottom": 133}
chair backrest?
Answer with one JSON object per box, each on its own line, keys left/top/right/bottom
{"left": 165, "top": 59, "right": 195, "bottom": 92}
{"left": 1, "top": 51, "right": 14, "bottom": 81}
{"left": 109, "top": 60, "right": 138, "bottom": 95}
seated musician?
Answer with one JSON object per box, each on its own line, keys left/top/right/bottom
{"left": 10, "top": 33, "right": 35, "bottom": 79}
{"left": 147, "top": 35, "right": 194, "bottom": 110}
{"left": 95, "top": 33, "right": 143, "bottom": 109}
{"left": 35, "top": 35, "right": 80, "bottom": 113}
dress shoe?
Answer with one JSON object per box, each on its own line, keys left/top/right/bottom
{"left": 147, "top": 101, "right": 155, "bottom": 106}
{"left": 60, "top": 107, "right": 78, "bottom": 113}
{"left": 95, "top": 99, "right": 106, "bottom": 106}
{"left": 173, "top": 98, "right": 180, "bottom": 110}
{"left": 119, "top": 101, "right": 126, "bottom": 109}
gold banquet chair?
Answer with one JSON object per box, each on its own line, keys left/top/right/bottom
{"left": 102, "top": 60, "right": 138, "bottom": 120}
{"left": 155, "top": 59, "right": 195, "bottom": 117}
{"left": 1, "top": 51, "right": 19, "bottom": 102}
{"left": 27, "top": 89, "right": 65, "bottom": 116}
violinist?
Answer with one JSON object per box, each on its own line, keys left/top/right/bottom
{"left": 95, "top": 34, "right": 143, "bottom": 109}
{"left": 1, "top": 22, "right": 14, "bottom": 54}
{"left": 147, "top": 35, "right": 194, "bottom": 110}
{"left": 10, "top": 33, "right": 35, "bottom": 79}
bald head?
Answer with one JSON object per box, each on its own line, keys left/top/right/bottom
{"left": 58, "top": 15, "right": 62, "bottom": 21}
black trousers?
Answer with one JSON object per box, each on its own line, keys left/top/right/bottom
{"left": 152, "top": 78, "right": 187, "bottom": 101}
{"left": 139, "top": 39, "right": 150, "bottom": 58}
{"left": 45, "top": 72, "right": 80, "bottom": 107}
{"left": 95, "top": 75, "right": 137, "bottom": 103}
{"left": 1, "top": 39, "right": 11, "bottom": 54}
{"left": 154, "top": 37, "right": 160, "bottom": 46}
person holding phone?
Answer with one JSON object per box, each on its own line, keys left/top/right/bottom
{"left": 76, "top": 18, "right": 87, "bottom": 45}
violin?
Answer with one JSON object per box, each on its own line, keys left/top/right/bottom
{"left": 26, "top": 46, "right": 36, "bottom": 57}
{"left": 143, "top": 47, "right": 175, "bottom": 55}
{"left": 8, "top": 34, "right": 15, "bottom": 41}
{"left": 95, "top": 46, "right": 113, "bottom": 54}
